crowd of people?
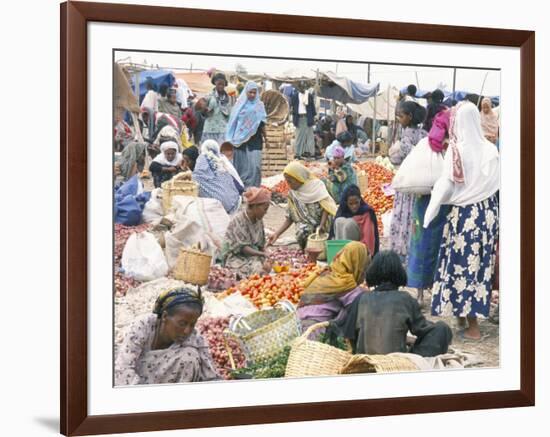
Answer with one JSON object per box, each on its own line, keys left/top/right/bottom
{"left": 114, "top": 72, "right": 500, "bottom": 385}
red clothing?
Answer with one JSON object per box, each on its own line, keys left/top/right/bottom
{"left": 353, "top": 213, "right": 376, "bottom": 257}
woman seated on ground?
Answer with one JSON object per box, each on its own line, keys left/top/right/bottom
{"left": 329, "top": 184, "right": 379, "bottom": 257}
{"left": 297, "top": 241, "right": 370, "bottom": 330}
{"left": 324, "top": 131, "right": 357, "bottom": 162}
{"left": 324, "top": 145, "right": 357, "bottom": 203}
{"left": 149, "top": 141, "right": 184, "bottom": 188}
{"left": 268, "top": 162, "right": 337, "bottom": 250}
{"left": 220, "top": 187, "right": 273, "bottom": 278}
{"left": 115, "top": 287, "right": 219, "bottom": 385}
{"left": 181, "top": 145, "right": 199, "bottom": 171}
{"left": 337, "top": 250, "right": 452, "bottom": 357}
{"left": 192, "top": 139, "right": 243, "bottom": 214}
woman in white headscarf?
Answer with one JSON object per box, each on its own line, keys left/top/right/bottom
{"left": 149, "top": 141, "right": 184, "bottom": 188}
{"left": 192, "top": 139, "right": 243, "bottom": 214}
{"left": 425, "top": 102, "right": 499, "bottom": 340}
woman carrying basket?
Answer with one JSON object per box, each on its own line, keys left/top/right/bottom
{"left": 115, "top": 287, "right": 219, "bottom": 385}
{"left": 268, "top": 162, "right": 337, "bottom": 250}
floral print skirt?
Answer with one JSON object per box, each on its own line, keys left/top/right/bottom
{"left": 430, "top": 194, "right": 499, "bottom": 318}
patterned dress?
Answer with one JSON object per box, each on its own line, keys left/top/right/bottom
{"left": 389, "top": 126, "right": 427, "bottom": 263}
{"left": 202, "top": 90, "right": 232, "bottom": 145}
{"left": 220, "top": 210, "right": 266, "bottom": 277}
{"left": 286, "top": 191, "right": 330, "bottom": 249}
{"left": 431, "top": 194, "right": 499, "bottom": 318}
{"left": 115, "top": 313, "right": 219, "bottom": 385}
{"left": 325, "top": 163, "right": 357, "bottom": 203}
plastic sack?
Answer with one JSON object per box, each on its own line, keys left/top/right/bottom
{"left": 121, "top": 231, "right": 169, "bottom": 281}
{"left": 391, "top": 137, "right": 444, "bottom": 195}
{"left": 164, "top": 217, "right": 213, "bottom": 269}
{"left": 381, "top": 210, "right": 393, "bottom": 238}
{"left": 142, "top": 188, "right": 164, "bottom": 225}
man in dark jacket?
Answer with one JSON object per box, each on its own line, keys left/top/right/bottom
{"left": 290, "top": 81, "right": 316, "bottom": 159}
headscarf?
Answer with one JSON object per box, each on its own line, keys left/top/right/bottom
{"left": 480, "top": 97, "right": 499, "bottom": 139}
{"left": 117, "top": 141, "right": 146, "bottom": 180}
{"left": 182, "top": 146, "right": 199, "bottom": 170}
{"left": 428, "top": 110, "right": 451, "bottom": 152}
{"left": 299, "top": 241, "right": 369, "bottom": 305}
{"left": 283, "top": 162, "right": 337, "bottom": 215}
{"left": 200, "top": 139, "right": 244, "bottom": 190}
{"left": 225, "top": 81, "right": 267, "bottom": 147}
{"left": 244, "top": 187, "right": 272, "bottom": 205}
{"left": 424, "top": 102, "right": 500, "bottom": 226}
{"left": 329, "top": 185, "right": 379, "bottom": 254}
{"left": 332, "top": 145, "right": 345, "bottom": 158}
{"left": 152, "top": 141, "right": 183, "bottom": 166}
{"left": 153, "top": 287, "right": 204, "bottom": 316}
{"left": 398, "top": 101, "right": 427, "bottom": 126}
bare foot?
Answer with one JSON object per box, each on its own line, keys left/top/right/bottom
{"left": 461, "top": 328, "right": 482, "bottom": 341}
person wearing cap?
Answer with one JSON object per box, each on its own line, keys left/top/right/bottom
{"left": 220, "top": 187, "right": 273, "bottom": 278}
{"left": 324, "top": 144, "right": 357, "bottom": 203}
{"left": 115, "top": 287, "right": 219, "bottom": 385}
{"left": 149, "top": 140, "right": 184, "bottom": 188}
{"left": 158, "top": 87, "right": 183, "bottom": 119}
{"left": 202, "top": 72, "right": 232, "bottom": 145}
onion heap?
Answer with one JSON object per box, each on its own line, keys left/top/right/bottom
{"left": 196, "top": 316, "right": 247, "bottom": 380}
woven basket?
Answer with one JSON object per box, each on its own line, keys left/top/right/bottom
{"left": 340, "top": 354, "right": 419, "bottom": 374}
{"left": 284, "top": 321, "right": 352, "bottom": 378}
{"left": 173, "top": 244, "right": 212, "bottom": 286}
{"left": 161, "top": 171, "right": 198, "bottom": 214}
{"left": 306, "top": 227, "right": 328, "bottom": 261}
{"left": 357, "top": 170, "right": 368, "bottom": 195}
{"left": 224, "top": 300, "right": 301, "bottom": 365}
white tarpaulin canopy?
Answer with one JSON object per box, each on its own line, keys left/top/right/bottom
{"left": 347, "top": 86, "right": 400, "bottom": 121}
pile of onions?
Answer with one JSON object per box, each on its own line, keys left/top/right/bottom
{"left": 207, "top": 266, "right": 238, "bottom": 291}
{"left": 196, "top": 316, "right": 247, "bottom": 380}
{"left": 267, "top": 247, "right": 309, "bottom": 270}
{"left": 114, "top": 223, "right": 151, "bottom": 296}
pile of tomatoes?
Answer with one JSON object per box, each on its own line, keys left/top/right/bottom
{"left": 219, "top": 264, "right": 321, "bottom": 308}
{"left": 354, "top": 162, "right": 395, "bottom": 235}
{"left": 269, "top": 180, "right": 290, "bottom": 197}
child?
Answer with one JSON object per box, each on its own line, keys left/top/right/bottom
{"left": 325, "top": 145, "right": 357, "bottom": 203}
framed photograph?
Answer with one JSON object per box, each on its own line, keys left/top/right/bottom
{"left": 61, "top": 1, "right": 535, "bottom": 435}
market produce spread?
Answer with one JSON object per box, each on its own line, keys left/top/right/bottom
{"left": 219, "top": 264, "right": 321, "bottom": 308}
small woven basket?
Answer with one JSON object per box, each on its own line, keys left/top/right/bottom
{"left": 306, "top": 227, "right": 328, "bottom": 261}
{"left": 224, "top": 301, "right": 301, "bottom": 365}
{"left": 161, "top": 171, "right": 198, "bottom": 214}
{"left": 339, "top": 354, "right": 419, "bottom": 374}
{"left": 284, "top": 321, "right": 352, "bottom": 378}
{"left": 173, "top": 244, "right": 212, "bottom": 286}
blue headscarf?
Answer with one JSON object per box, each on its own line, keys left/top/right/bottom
{"left": 225, "top": 81, "right": 267, "bottom": 146}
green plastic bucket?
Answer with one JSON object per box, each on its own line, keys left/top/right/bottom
{"left": 325, "top": 240, "right": 352, "bottom": 264}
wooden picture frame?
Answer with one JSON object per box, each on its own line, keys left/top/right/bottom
{"left": 61, "top": 1, "right": 535, "bottom": 435}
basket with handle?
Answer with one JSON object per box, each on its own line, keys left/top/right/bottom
{"left": 284, "top": 321, "right": 352, "bottom": 378}
{"left": 223, "top": 300, "right": 301, "bottom": 366}
{"left": 173, "top": 243, "right": 212, "bottom": 286}
{"left": 161, "top": 171, "right": 198, "bottom": 214}
{"left": 306, "top": 227, "right": 328, "bottom": 261}
{"left": 339, "top": 353, "right": 419, "bottom": 374}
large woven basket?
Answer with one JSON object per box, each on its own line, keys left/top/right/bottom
{"left": 173, "top": 244, "right": 212, "bottom": 286}
{"left": 284, "top": 321, "right": 352, "bottom": 378}
{"left": 340, "top": 354, "right": 419, "bottom": 374}
{"left": 306, "top": 228, "right": 328, "bottom": 261}
{"left": 224, "top": 301, "right": 301, "bottom": 365}
{"left": 161, "top": 171, "right": 198, "bottom": 214}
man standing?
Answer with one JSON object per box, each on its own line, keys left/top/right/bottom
{"left": 291, "top": 81, "right": 316, "bottom": 159}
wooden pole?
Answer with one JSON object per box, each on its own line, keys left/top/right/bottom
{"left": 477, "top": 71, "right": 490, "bottom": 107}
{"left": 386, "top": 85, "right": 391, "bottom": 143}
{"left": 372, "top": 91, "right": 377, "bottom": 154}
{"left": 367, "top": 63, "right": 371, "bottom": 83}
{"left": 452, "top": 67, "right": 457, "bottom": 101}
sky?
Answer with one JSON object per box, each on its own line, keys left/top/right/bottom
{"left": 115, "top": 50, "right": 501, "bottom": 97}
